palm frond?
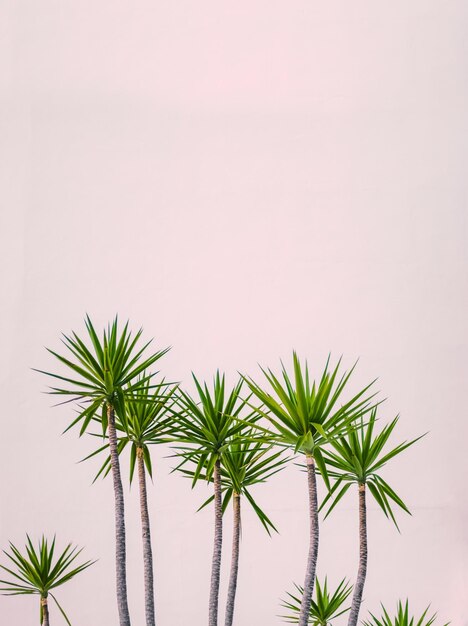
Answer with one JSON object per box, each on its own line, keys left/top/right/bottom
{"left": 0, "top": 536, "right": 95, "bottom": 624}
{"left": 363, "top": 600, "right": 449, "bottom": 626}
{"left": 319, "top": 409, "right": 424, "bottom": 528}
{"left": 280, "top": 576, "right": 352, "bottom": 625}
{"left": 243, "top": 353, "right": 378, "bottom": 468}
{"left": 36, "top": 315, "right": 169, "bottom": 437}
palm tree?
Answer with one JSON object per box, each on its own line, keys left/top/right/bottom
{"left": 36, "top": 315, "right": 168, "bottom": 626}
{"left": 243, "top": 352, "right": 377, "bottom": 626}
{"left": 173, "top": 372, "right": 249, "bottom": 626}
{"left": 320, "top": 410, "right": 423, "bottom": 626}
{"left": 280, "top": 577, "right": 353, "bottom": 625}
{"left": 177, "top": 434, "right": 288, "bottom": 626}
{"left": 0, "top": 535, "right": 95, "bottom": 625}
{"left": 362, "top": 600, "right": 449, "bottom": 626}
{"left": 83, "top": 377, "right": 179, "bottom": 626}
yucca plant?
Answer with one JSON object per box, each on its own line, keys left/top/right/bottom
{"left": 362, "top": 600, "right": 449, "bottom": 626}
{"left": 172, "top": 373, "right": 250, "bottom": 626}
{"left": 320, "top": 410, "right": 423, "bottom": 626}
{"left": 176, "top": 434, "right": 288, "bottom": 626}
{"left": 36, "top": 315, "right": 168, "bottom": 626}
{"left": 281, "top": 577, "right": 352, "bottom": 625}
{"left": 0, "top": 536, "right": 95, "bottom": 625}
{"left": 243, "top": 352, "right": 377, "bottom": 626}
{"left": 83, "top": 376, "right": 179, "bottom": 626}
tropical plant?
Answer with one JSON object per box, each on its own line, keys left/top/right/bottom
{"left": 36, "top": 315, "right": 168, "bottom": 626}
{"left": 172, "top": 372, "right": 250, "bottom": 626}
{"left": 281, "top": 577, "right": 352, "bottom": 625}
{"left": 243, "top": 352, "right": 377, "bottom": 626}
{"left": 83, "top": 376, "right": 179, "bottom": 626}
{"left": 0, "top": 535, "right": 95, "bottom": 626}
{"left": 362, "top": 600, "right": 449, "bottom": 626}
{"left": 320, "top": 410, "right": 423, "bottom": 626}
{"left": 176, "top": 433, "right": 288, "bottom": 626}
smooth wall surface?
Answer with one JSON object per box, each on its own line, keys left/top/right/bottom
{"left": 1, "top": 1, "right": 467, "bottom": 624}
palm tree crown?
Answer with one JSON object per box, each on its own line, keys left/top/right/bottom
{"left": 0, "top": 535, "right": 95, "bottom": 625}
{"left": 362, "top": 600, "right": 449, "bottom": 626}
{"left": 320, "top": 409, "right": 424, "bottom": 528}
{"left": 179, "top": 435, "right": 288, "bottom": 534}
{"left": 173, "top": 372, "right": 252, "bottom": 482}
{"left": 243, "top": 352, "right": 378, "bottom": 480}
{"left": 84, "top": 376, "right": 179, "bottom": 483}
{"left": 36, "top": 315, "right": 169, "bottom": 436}
{"left": 281, "top": 577, "right": 353, "bottom": 626}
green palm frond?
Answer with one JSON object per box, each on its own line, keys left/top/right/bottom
{"left": 176, "top": 434, "right": 289, "bottom": 534}
{"left": 319, "top": 409, "right": 424, "bottom": 528}
{"left": 243, "top": 352, "right": 378, "bottom": 485}
{"left": 35, "top": 315, "right": 169, "bottom": 436}
{"left": 363, "top": 600, "right": 449, "bottom": 626}
{"left": 280, "top": 577, "right": 352, "bottom": 625}
{"left": 82, "top": 376, "right": 180, "bottom": 482}
{"left": 0, "top": 536, "right": 95, "bottom": 624}
{"left": 172, "top": 372, "right": 255, "bottom": 484}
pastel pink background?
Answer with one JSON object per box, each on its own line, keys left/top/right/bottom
{"left": 1, "top": 1, "right": 467, "bottom": 624}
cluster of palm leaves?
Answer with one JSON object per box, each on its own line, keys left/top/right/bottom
{"left": 0, "top": 316, "right": 449, "bottom": 626}
{"left": 363, "top": 601, "right": 449, "bottom": 626}
{"left": 0, "top": 536, "right": 94, "bottom": 625}
{"left": 281, "top": 577, "right": 353, "bottom": 625}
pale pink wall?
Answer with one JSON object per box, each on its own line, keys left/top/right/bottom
{"left": 1, "top": 1, "right": 467, "bottom": 624}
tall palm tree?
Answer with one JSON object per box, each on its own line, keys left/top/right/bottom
{"left": 0, "top": 535, "right": 95, "bottom": 625}
{"left": 36, "top": 315, "right": 168, "bottom": 626}
{"left": 243, "top": 352, "right": 377, "bottom": 626}
{"left": 83, "top": 377, "right": 179, "bottom": 626}
{"left": 177, "top": 434, "right": 288, "bottom": 626}
{"left": 362, "top": 600, "right": 449, "bottom": 626}
{"left": 320, "top": 410, "right": 423, "bottom": 626}
{"left": 173, "top": 372, "right": 249, "bottom": 626}
{"left": 281, "top": 577, "right": 353, "bottom": 625}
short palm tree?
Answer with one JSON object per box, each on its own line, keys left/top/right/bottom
{"left": 362, "top": 600, "right": 449, "bottom": 626}
{"left": 176, "top": 434, "right": 288, "bottom": 626}
{"left": 0, "top": 535, "right": 95, "bottom": 625}
{"left": 280, "top": 577, "right": 353, "bottom": 625}
{"left": 36, "top": 315, "right": 168, "bottom": 626}
{"left": 173, "top": 372, "right": 249, "bottom": 626}
{"left": 83, "top": 377, "right": 179, "bottom": 626}
{"left": 320, "top": 410, "right": 423, "bottom": 626}
{"left": 243, "top": 352, "right": 377, "bottom": 626}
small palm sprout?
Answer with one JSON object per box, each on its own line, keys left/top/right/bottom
{"left": 0, "top": 535, "right": 95, "bottom": 626}
{"left": 281, "top": 577, "right": 353, "bottom": 625}
{"left": 176, "top": 434, "right": 288, "bottom": 626}
{"left": 362, "top": 600, "right": 449, "bottom": 626}
{"left": 320, "top": 410, "right": 424, "bottom": 626}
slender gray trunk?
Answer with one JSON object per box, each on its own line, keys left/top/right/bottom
{"left": 347, "top": 483, "right": 368, "bottom": 626}
{"left": 209, "top": 459, "right": 223, "bottom": 626}
{"left": 41, "top": 595, "right": 50, "bottom": 626}
{"left": 137, "top": 446, "right": 156, "bottom": 626}
{"left": 298, "top": 455, "right": 319, "bottom": 626}
{"left": 107, "top": 404, "right": 132, "bottom": 626}
{"left": 224, "top": 493, "right": 241, "bottom": 626}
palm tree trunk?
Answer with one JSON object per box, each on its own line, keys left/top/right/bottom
{"left": 224, "top": 493, "right": 241, "bottom": 626}
{"left": 137, "top": 446, "right": 156, "bottom": 626}
{"left": 298, "top": 455, "right": 319, "bottom": 626}
{"left": 347, "top": 483, "right": 368, "bottom": 626}
{"left": 209, "top": 458, "right": 223, "bottom": 626}
{"left": 108, "top": 404, "right": 132, "bottom": 626}
{"left": 41, "top": 595, "right": 50, "bottom": 626}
